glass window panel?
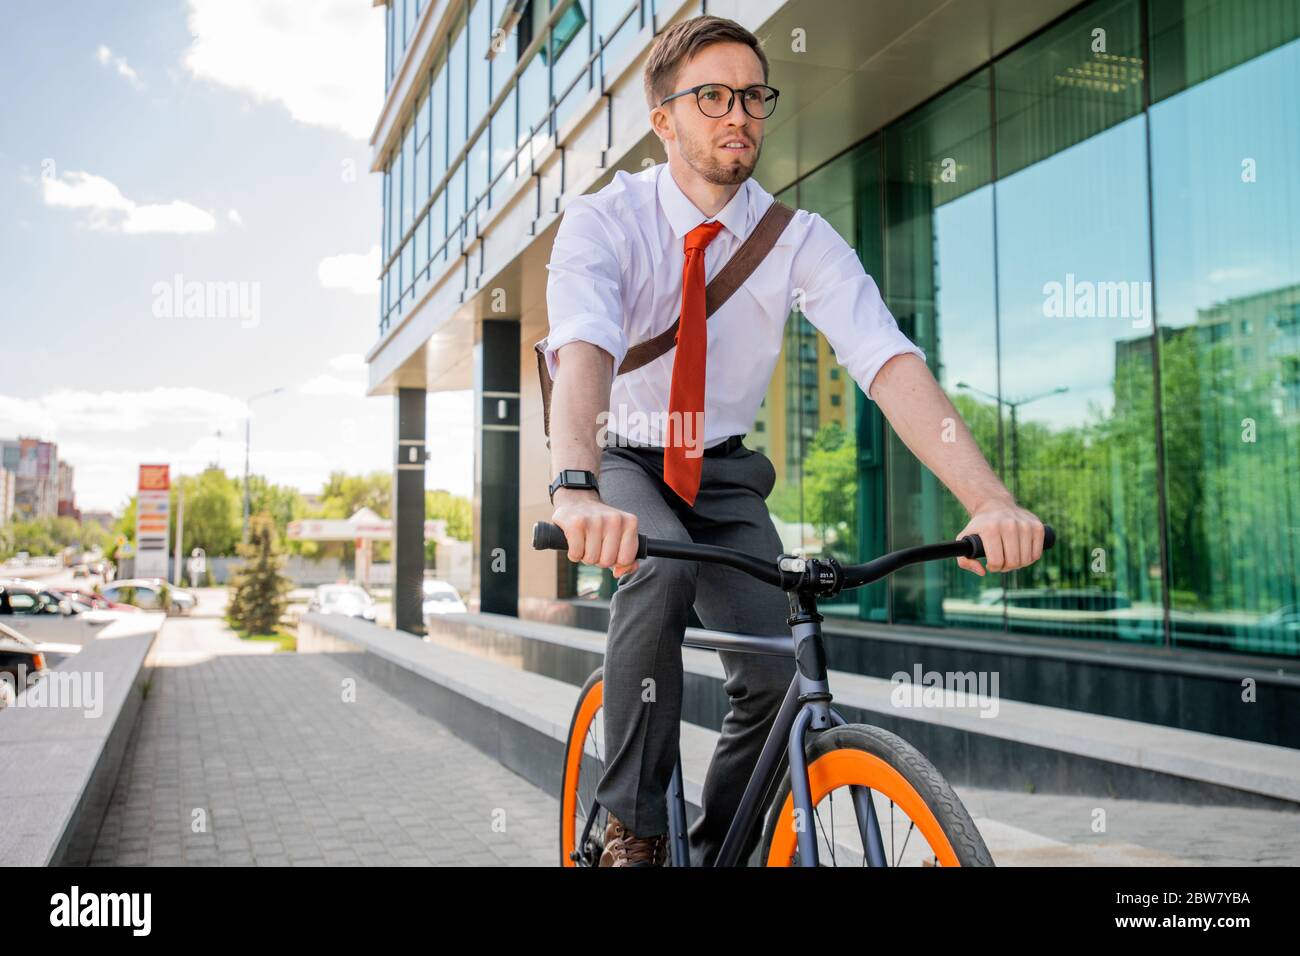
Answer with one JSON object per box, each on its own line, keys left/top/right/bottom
{"left": 594, "top": 0, "right": 637, "bottom": 73}
{"left": 415, "top": 78, "right": 429, "bottom": 144}
{"left": 550, "top": 2, "right": 591, "bottom": 131}
{"left": 414, "top": 141, "right": 428, "bottom": 219}
{"left": 490, "top": 1, "right": 519, "bottom": 100}
{"left": 381, "top": 167, "right": 392, "bottom": 261}
{"left": 1150, "top": 0, "right": 1300, "bottom": 103}
{"left": 994, "top": 114, "right": 1162, "bottom": 646}
{"left": 430, "top": 46, "right": 449, "bottom": 187}
{"left": 402, "top": 119, "right": 416, "bottom": 233}
{"left": 389, "top": 146, "right": 403, "bottom": 252}
{"left": 431, "top": 190, "right": 448, "bottom": 263}
{"left": 402, "top": 240, "right": 414, "bottom": 305}
{"left": 490, "top": 86, "right": 518, "bottom": 206}
{"left": 468, "top": 128, "right": 488, "bottom": 208}
{"left": 413, "top": 210, "right": 426, "bottom": 281}
{"left": 447, "top": 159, "right": 466, "bottom": 250}
{"left": 994, "top": 0, "right": 1143, "bottom": 180}
{"left": 883, "top": 72, "right": 1000, "bottom": 632}
{"left": 385, "top": 2, "right": 393, "bottom": 88}
{"left": 448, "top": 4, "right": 469, "bottom": 160}
{"left": 517, "top": 50, "right": 549, "bottom": 150}
{"left": 468, "top": 0, "right": 492, "bottom": 130}
{"left": 1151, "top": 24, "right": 1300, "bottom": 656}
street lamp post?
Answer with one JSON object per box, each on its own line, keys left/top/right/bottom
{"left": 243, "top": 387, "right": 285, "bottom": 539}
{"left": 955, "top": 382, "right": 1068, "bottom": 501}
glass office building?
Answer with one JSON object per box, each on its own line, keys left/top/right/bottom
{"left": 371, "top": 0, "right": 1299, "bottom": 662}
{"left": 755, "top": 0, "right": 1300, "bottom": 659}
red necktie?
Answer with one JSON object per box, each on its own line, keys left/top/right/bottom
{"left": 664, "top": 219, "right": 725, "bottom": 506}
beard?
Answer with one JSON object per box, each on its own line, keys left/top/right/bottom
{"left": 678, "top": 127, "right": 762, "bottom": 186}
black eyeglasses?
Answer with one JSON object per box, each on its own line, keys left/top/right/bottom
{"left": 659, "top": 83, "right": 780, "bottom": 120}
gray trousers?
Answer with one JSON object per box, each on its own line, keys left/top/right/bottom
{"left": 593, "top": 435, "right": 796, "bottom": 867}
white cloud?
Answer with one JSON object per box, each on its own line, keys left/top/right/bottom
{"left": 0, "top": 387, "right": 246, "bottom": 437}
{"left": 328, "top": 353, "right": 366, "bottom": 372}
{"left": 184, "top": 0, "right": 384, "bottom": 141}
{"left": 227, "top": 208, "right": 242, "bottom": 224}
{"left": 299, "top": 374, "right": 366, "bottom": 397}
{"left": 96, "top": 44, "right": 144, "bottom": 89}
{"left": 318, "top": 245, "right": 380, "bottom": 295}
{"left": 40, "top": 170, "right": 216, "bottom": 235}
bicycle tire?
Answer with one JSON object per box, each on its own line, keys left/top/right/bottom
{"left": 759, "top": 723, "right": 993, "bottom": 867}
{"left": 559, "top": 667, "right": 606, "bottom": 867}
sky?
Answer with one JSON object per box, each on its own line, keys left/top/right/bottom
{"left": 0, "top": 0, "right": 473, "bottom": 513}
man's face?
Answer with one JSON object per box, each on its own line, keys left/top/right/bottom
{"left": 656, "top": 42, "right": 766, "bottom": 186}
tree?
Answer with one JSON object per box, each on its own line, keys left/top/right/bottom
{"left": 426, "top": 489, "right": 472, "bottom": 540}
{"left": 226, "top": 513, "right": 292, "bottom": 636}
{"left": 172, "top": 467, "right": 242, "bottom": 558}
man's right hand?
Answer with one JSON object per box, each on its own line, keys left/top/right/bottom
{"left": 550, "top": 489, "right": 640, "bottom": 578}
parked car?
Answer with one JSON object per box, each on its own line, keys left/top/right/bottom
{"left": 0, "top": 583, "right": 78, "bottom": 617}
{"left": 0, "top": 620, "right": 46, "bottom": 709}
{"left": 51, "top": 587, "right": 141, "bottom": 614}
{"left": 422, "top": 579, "right": 467, "bottom": 616}
{"left": 99, "top": 579, "right": 196, "bottom": 615}
{"left": 308, "top": 584, "right": 377, "bottom": 621}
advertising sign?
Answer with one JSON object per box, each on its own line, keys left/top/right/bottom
{"left": 135, "top": 464, "right": 170, "bottom": 579}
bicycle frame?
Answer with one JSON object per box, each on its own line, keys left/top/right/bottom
{"left": 575, "top": 588, "right": 886, "bottom": 868}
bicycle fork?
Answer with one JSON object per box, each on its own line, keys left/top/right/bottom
{"left": 785, "top": 617, "right": 887, "bottom": 867}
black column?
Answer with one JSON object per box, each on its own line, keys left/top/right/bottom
{"left": 394, "top": 387, "right": 426, "bottom": 635}
{"left": 475, "top": 319, "right": 519, "bottom": 616}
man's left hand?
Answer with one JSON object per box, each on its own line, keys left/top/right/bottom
{"left": 955, "top": 499, "right": 1046, "bottom": 576}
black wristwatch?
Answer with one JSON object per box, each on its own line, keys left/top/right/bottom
{"left": 549, "top": 469, "right": 600, "bottom": 504}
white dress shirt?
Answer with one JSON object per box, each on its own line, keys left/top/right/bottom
{"left": 542, "top": 161, "right": 925, "bottom": 449}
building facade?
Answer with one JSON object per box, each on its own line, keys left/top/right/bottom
{"left": 0, "top": 438, "right": 64, "bottom": 521}
{"left": 0, "top": 468, "right": 14, "bottom": 526}
{"left": 367, "top": 0, "right": 1300, "bottom": 663}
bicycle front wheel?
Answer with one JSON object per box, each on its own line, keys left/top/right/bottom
{"left": 760, "top": 723, "right": 993, "bottom": 867}
{"left": 559, "top": 667, "right": 608, "bottom": 867}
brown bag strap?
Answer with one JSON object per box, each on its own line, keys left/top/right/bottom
{"left": 618, "top": 199, "right": 796, "bottom": 375}
{"left": 535, "top": 198, "right": 797, "bottom": 440}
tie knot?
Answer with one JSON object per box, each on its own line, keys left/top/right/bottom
{"left": 684, "top": 219, "right": 725, "bottom": 254}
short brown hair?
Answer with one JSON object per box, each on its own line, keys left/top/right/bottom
{"left": 643, "top": 15, "right": 769, "bottom": 110}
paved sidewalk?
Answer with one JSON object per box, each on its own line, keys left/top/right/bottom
{"left": 957, "top": 785, "right": 1300, "bottom": 866}
{"left": 89, "top": 599, "right": 557, "bottom": 866}
{"left": 90, "top": 592, "right": 1299, "bottom": 866}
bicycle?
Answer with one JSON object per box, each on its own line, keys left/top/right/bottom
{"left": 533, "top": 519, "right": 1056, "bottom": 867}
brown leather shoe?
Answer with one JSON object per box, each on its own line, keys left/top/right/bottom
{"left": 598, "top": 813, "right": 667, "bottom": 867}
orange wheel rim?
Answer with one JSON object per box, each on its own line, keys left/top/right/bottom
{"left": 765, "top": 748, "right": 962, "bottom": 867}
{"left": 561, "top": 680, "right": 603, "bottom": 867}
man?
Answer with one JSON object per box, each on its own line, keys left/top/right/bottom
{"left": 541, "top": 15, "right": 1045, "bottom": 867}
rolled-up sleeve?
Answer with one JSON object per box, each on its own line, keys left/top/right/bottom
{"left": 542, "top": 199, "right": 628, "bottom": 380}
{"left": 794, "top": 214, "right": 926, "bottom": 400}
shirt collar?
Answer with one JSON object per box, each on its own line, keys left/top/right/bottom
{"left": 657, "top": 162, "right": 751, "bottom": 242}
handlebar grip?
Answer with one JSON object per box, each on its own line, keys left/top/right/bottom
{"left": 531, "top": 521, "right": 650, "bottom": 560}
{"left": 963, "top": 524, "right": 1055, "bottom": 559}
{"left": 531, "top": 521, "right": 569, "bottom": 552}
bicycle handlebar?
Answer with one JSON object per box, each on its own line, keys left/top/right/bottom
{"left": 531, "top": 520, "right": 1055, "bottom": 594}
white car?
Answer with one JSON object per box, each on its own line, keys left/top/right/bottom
{"left": 422, "top": 579, "right": 467, "bottom": 616}
{"left": 309, "top": 584, "right": 378, "bottom": 621}
{"left": 100, "top": 579, "right": 196, "bottom": 615}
